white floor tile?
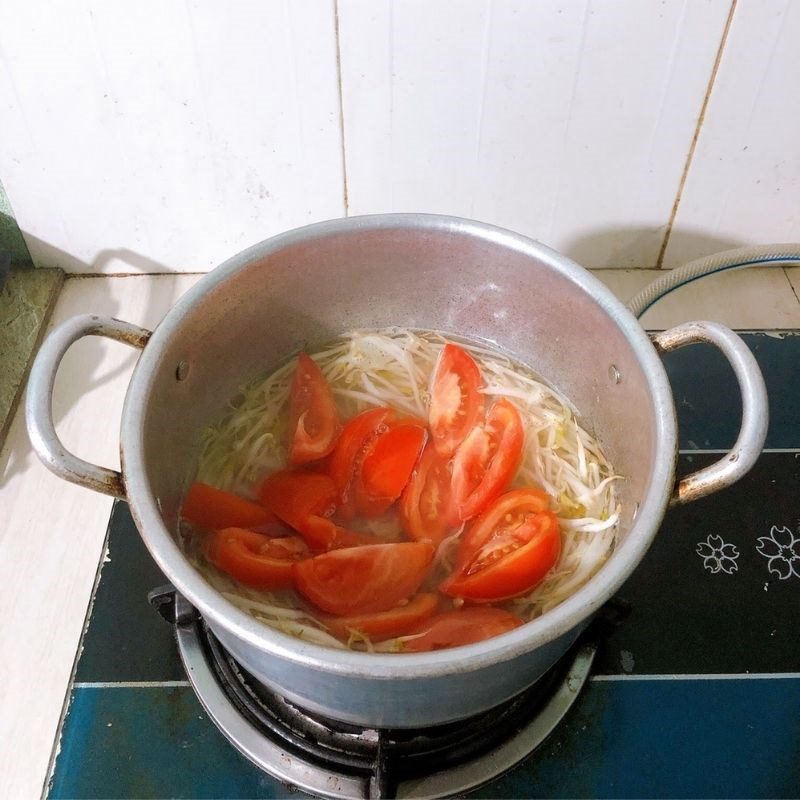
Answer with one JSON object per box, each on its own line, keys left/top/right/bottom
{"left": 0, "top": 274, "right": 201, "bottom": 799}
{"left": 591, "top": 266, "right": 800, "bottom": 329}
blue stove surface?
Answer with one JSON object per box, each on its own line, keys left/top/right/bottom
{"left": 49, "top": 332, "right": 800, "bottom": 799}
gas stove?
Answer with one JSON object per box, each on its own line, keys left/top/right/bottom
{"left": 47, "top": 332, "right": 800, "bottom": 798}
{"left": 154, "top": 589, "right": 602, "bottom": 799}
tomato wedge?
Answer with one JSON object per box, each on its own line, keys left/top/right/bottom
{"left": 299, "top": 515, "right": 375, "bottom": 551}
{"left": 294, "top": 542, "right": 434, "bottom": 615}
{"left": 428, "top": 343, "right": 484, "bottom": 458}
{"left": 357, "top": 419, "right": 427, "bottom": 517}
{"left": 182, "top": 482, "right": 276, "bottom": 531}
{"left": 401, "top": 608, "right": 524, "bottom": 652}
{"left": 259, "top": 470, "right": 336, "bottom": 524}
{"left": 441, "top": 489, "right": 560, "bottom": 602}
{"left": 399, "top": 443, "right": 453, "bottom": 546}
{"left": 287, "top": 353, "right": 341, "bottom": 465}
{"left": 450, "top": 398, "right": 524, "bottom": 523}
{"left": 206, "top": 527, "right": 310, "bottom": 590}
{"left": 328, "top": 408, "right": 392, "bottom": 519}
{"left": 452, "top": 487, "right": 550, "bottom": 571}
{"left": 258, "top": 470, "right": 370, "bottom": 550}
{"left": 321, "top": 593, "right": 440, "bottom": 642}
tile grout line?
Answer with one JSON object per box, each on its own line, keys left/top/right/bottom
{"left": 655, "top": 0, "right": 738, "bottom": 269}
{"left": 71, "top": 673, "right": 800, "bottom": 687}
{"left": 71, "top": 674, "right": 800, "bottom": 687}
{"left": 65, "top": 272, "right": 208, "bottom": 279}
{"left": 785, "top": 267, "right": 800, "bottom": 306}
{"left": 592, "top": 672, "right": 800, "bottom": 682}
{"left": 679, "top": 448, "right": 799, "bottom": 455}
{"left": 74, "top": 681, "right": 192, "bottom": 689}
{"left": 333, "top": 0, "right": 350, "bottom": 216}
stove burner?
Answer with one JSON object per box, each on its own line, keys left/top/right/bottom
{"left": 168, "top": 593, "right": 596, "bottom": 799}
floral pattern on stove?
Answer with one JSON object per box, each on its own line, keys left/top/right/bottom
{"left": 756, "top": 525, "right": 800, "bottom": 580}
{"left": 696, "top": 534, "right": 740, "bottom": 575}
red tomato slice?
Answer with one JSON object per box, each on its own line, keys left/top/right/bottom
{"left": 441, "top": 489, "right": 560, "bottom": 603}
{"left": 259, "top": 470, "right": 337, "bottom": 524}
{"left": 357, "top": 419, "right": 427, "bottom": 517}
{"left": 399, "top": 443, "right": 453, "bottom": 546}
{"left": 182, "top": 482, "right": 276, "bottom": 531}
{"left": 206, "top": 527, "right": 310, "bottom": 590}
{"left": 450, "top": 398, "right": 524, "bottom": 523}
{"left": 428, "top": 343, "right": 484, "bottom": 458}
{"left": 258, "top": 470, "right": 370, "bottom": 550}
{"left": 300, "top": 515, "right": 374, "bottom": 551}
{"left": 328, "top": 408, "right": 392, "bottom": 519}
{"left": 321, "top": 593, "right": 440, "bottom": 642}
{"left": 453, "top": 487, "right": 550, "bottom": 571}
{"left": 288, "top": 353, "right": 341, "bottom": 465}
{"left": 294, "top": 542, "right": 434, "bottom": 615}
{"left": 401, "top": 607, "right": 524, "bottom": 652}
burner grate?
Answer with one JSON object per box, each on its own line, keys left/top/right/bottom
{"left": 166, "top": 592, "right": 598, "bottom": 799}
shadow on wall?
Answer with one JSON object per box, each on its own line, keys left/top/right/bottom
{"left": 15, "top": 224, "right": 185, "bottom": 274}
{"left": 563, "top": 226, "right": 746, "bottom": 269}
{"left": 0, "top": 226, "right": 178, "bottom": 489}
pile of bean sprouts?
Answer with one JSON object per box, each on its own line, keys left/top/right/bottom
{"left": 183, "top": 329, "right": 621, "bottom": 651}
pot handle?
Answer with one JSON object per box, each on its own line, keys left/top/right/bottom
{"left": 652, "top": 321, "right": 768, "bottom": 506}
{"left": 25, "top": 314, "right": 152, "bottom": 499}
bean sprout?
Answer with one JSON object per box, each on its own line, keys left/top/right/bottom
{"left": 190, "top": 329, "right": 621, "bottom": 650}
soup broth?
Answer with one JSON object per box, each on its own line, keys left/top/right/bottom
{"left": 180, "top": 329, "right": 620, "bottom": 652}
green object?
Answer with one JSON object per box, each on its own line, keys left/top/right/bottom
{"left": 0, "top": 268, "right": 63, "bottom": 448}
{"left": 0, "top": 179, "right": 34, "bottom": 268}
{"left": 0, "top": 179, "right": 63, "bottom": 449}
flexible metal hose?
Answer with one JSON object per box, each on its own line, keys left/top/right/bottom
{"left": 626, "top": 244, "right": 800, "bottom": 319}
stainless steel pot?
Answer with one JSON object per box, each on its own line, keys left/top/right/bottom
{"left": 26, "top": 215, "right": 768, "bottom": 728}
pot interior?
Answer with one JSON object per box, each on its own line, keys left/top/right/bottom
{"left": 134, "top": 217, "right": 667, "bottom": 617}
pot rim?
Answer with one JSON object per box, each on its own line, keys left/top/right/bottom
{"left": 122, "top": 213, "right": 676, "bottom": 679}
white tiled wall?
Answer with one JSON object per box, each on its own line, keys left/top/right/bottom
{"left": 0, "top": 0, "right": 797, "bottom": 273}
{"left": 338, "top": 0, "right": 729, "bottom": 267}
{"left": 662, "top": 0, "right": 800, "bottom": 266}
{"left": 0, "top": 0, "right": 345, "bottom": 272}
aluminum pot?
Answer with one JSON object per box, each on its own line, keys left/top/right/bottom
{"left": 26, "top": 214, "right": 768, "bottom": 728}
